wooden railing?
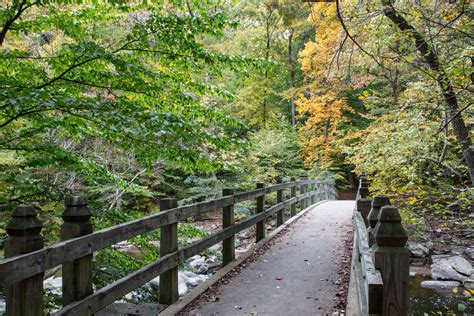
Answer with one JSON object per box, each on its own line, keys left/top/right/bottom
{"left": 350, "top": 176, "right": 409, "bottom": 315}
{"left": 0, "top": 174, "right": 338, "bottom": 315}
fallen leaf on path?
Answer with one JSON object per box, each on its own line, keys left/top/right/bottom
{"left": 275, "top": 277, "right": 282, "bottom": 280}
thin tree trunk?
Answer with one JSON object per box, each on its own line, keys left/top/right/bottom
{"left": 288, "top": 28, "right": 296, "bottom": 128}
{"left": 382, "top": 0, "right": 474, "bottom": 185}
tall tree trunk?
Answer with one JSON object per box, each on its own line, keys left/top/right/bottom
{"left": 288, "top": 28, "right": 296, "bottom": 128}
{"left": 382, "top": 0, "right": 474, "bottom": 185}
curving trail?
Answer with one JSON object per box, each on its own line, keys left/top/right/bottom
{"left": 188, "top": 200, "right": 355, "bottom": 316}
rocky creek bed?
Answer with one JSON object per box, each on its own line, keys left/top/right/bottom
{"left": 408, "top": 241, "right": 474, "bottom": 314}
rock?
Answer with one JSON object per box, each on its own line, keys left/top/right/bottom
{"left": 149, "top": 276, "right": 160, "bottom": 290}
{"left": 431, "top": 255, "right": 474, "bottom": 282}
{"left": 464, "top": 279, "right": 474, "bottom": 289}
{"left": 234, "top": 239, "right": 241, "bottom": 248}
{"left": 197, "top": 264, "right": 209, "bottom": 274}
{"left": 209, "top": 244, "right": 222, "bottom": 253}
{"left": 238, "top": 230, "right": 253, "bottom": 239}
{"left": 44, "top": 277, "right": 62, "bottom": 295}
{"left": 178, "top": 274, "right": 188, "bottom": 297}
{"left": 466, "top": 248, "right": 474, "bottom": 261}
{"left": 189, "top": 256, "right": 206, "bottom": 269}
{"left": 421, "top": 280, "right": 461, "bottom": 291}
{"left": 181, "top": 271, "right": 208, "bottom": 287}
{"left": 408, "top": 242, "right": 430, "bottom": 258}
{"left": 0, "top": 297, "right": 5, "bottom": 314}
{"left": 186, "top": 255, "right": 203, "bottom": 264}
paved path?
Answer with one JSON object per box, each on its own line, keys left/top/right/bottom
{"left": 191, "top": 200, "right": 355, "bottom": 316}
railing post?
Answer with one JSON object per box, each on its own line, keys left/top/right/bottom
{"left": 61, "top": 196, "right": 93, "bottom": 306}
{"left": 276, "top": 177, "right": 283, "bottom": 227}
{"left": 290, "top": 177, "right": 296, "bottom": 217}
{"left": 367, "top": 196, "right": 390, "bottom": 247}
{"left": 256, "top": 183, "right": 265, "bottom": 242}
{"left": 222, "top": 189, "right": 235, "bottom": 266}
{"left": 5, "top": 205, "right": 44, "bottom": 316}
{"left": 299, "top": 172, "right": 308, "bottom": 210}
{"left": 357, "top": 198, "right": 372, "bottom": 227}
{"left": 373, "top": 206, "right": 409, "bottom": 316}
{"left": 357, "top": 175, "right": 369, "bottom": 199}
{"left": 160, "top": 197, "right": 179, "bottom": 305}
{"left": 310, "top": 179, "right": 316, "bottom": 205}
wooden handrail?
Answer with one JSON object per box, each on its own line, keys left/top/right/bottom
{"left": 0, "top": 180, "right": 315, "bottom": 286}
{"left": 1, "top": 177, "right": 337, "bottom": 316}
{"left": 349, "top": 176, "right": 409, "bottom": 316}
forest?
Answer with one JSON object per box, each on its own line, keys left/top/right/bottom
{"left": 0, "top": 0, "right": 473, "bottom": 314}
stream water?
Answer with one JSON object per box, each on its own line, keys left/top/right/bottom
{"left": 409, "top": 275, "right": 473, "bottom": 315}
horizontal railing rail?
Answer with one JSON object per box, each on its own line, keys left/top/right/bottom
{"left": 1, "top": 174, "right": 338, "bottom": 316}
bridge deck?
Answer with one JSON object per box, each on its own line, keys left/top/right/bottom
{"left": 186, "top": 200, "right": 355, "bottom": 315}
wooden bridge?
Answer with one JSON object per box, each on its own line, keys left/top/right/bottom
{"left": 0, "top": 175, "right": 409, "bottom": 315}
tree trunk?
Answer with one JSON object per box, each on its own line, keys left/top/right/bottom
{"left": 288, "top": 28, "right": 296, "bottom": 128}
{"left": 381, "top": 0, "right": 474, "bottom": 185}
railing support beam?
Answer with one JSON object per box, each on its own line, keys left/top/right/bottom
{"left": 61, "top": 196, "right": 93, "bottom": 307}
{"left": 160, "top": 198, "right": 179, "bottom": 305}
{"left": 256, "top": 183, "right": 265, "bottom": 242}
{"left": 373, "top": 206, "right": 409, "bottom": 316}
{"left": 222, "top": 189, "right": 235, "bottom": 266}
{"left": 290, "top": 177, "right": 296, "bottom": 216}
{"left": 5, "top": 205, "right": 44, "bottom": 316}
{"left": 276, "top": 177, "right": 283, "bottom": 226}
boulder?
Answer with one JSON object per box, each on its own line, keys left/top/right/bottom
{"left": 0, "top": 297, "right": 5, "bottom": 314}
{"left": 421, "top": 280, "right": 461, "bottom": 292}
{"left": 44, "top": 277, "right": 62, "bottom": 295}
{"left": 148, "top": 273, "right": 189, "bottom": 296}
{"left": 180, "top": 271, "right": 208, "bottom": 287}
{"left": 149, "top": 276, "right": 160, "bottom": 290}
{"left": 186, "top": 255, "right": 203, "bottom": 264}
{"left": 196, "top": 264, "right": 209, "bottom": 274}
{"left": 464, "top": 279, "right": 474, "bottom": 289}
{"left": 408, "top": 243, "right": 430, "bottom": 258}
{"left": 189, "top": 256, "right": 206, "bottom": 270}
{"left": 178, "top": 274, "right": 188, "bottom": 297}
{"left": 431, "top": 255, "right": 474, "bottom": 282}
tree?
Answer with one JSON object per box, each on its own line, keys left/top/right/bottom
{"left": 0, "top": 1, "right": 252, "bottom": 204}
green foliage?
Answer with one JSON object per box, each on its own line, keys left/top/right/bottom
{"left": 236, "top": 117, "right": 304, "bottom": 184}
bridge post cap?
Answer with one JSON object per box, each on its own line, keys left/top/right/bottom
{"left": 378, "top": 205, "right": 402, "bottom": 222}
{"left": 374, "top": 206, "right": 408, "bottom": 247}
{"left": 257, "top": 182, "right": 265, "bottom": 188}
{"left": 63, "top": 195, "right": 91, "bottom": 221}
{"left": 371, "top": 196, "right": 390, "bottom": 207}
{"left": 357, "top": 198, "right": 372, "bottom": 208}
{"left": 299, "top": 172, "right": 308, "bottom": 178}
{"left": 367, "top": 196, "right": 391, "bottom": 228}
{"left": 6, "top": 205, "right": 43, "bottom": 236}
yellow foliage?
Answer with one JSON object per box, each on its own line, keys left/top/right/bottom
{"left": 296, "top": 3, "right": 354, "bottom": 167}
